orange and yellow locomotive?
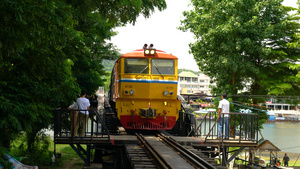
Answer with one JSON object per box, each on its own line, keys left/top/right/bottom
{"left": 109, "top": 45, "right": 181, "bottom": 130}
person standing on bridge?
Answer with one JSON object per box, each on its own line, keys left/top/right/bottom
{"left": 68, "top": 100, "right": 79, "bottom": 137}
{"left": 217, "top": 93, "right": 230, "bottom": 139}
{"left": 74, "top": 90, "right": 90, "bottom": 137}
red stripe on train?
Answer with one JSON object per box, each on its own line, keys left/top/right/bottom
{"left": 120, "top": 115, "right": 177, "bottom": 130}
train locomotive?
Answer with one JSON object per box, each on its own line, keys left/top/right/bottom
{"left": 109, "top": 44, "right": 181, "bottom": 130}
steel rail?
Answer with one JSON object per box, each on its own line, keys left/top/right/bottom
{"left": 136, "top": 133, "right": 171, "bottom": 169}
{"left": 158, "top": 134, "right": 217, "bottom": 169}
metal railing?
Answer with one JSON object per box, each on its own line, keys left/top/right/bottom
{"left": 176, "top": 95, "right": 197, "bottom": 136}
{"left": 195, "top": 111, "right": 259, "bottom": 143}
{"left": 54, "top": 108, "right": 110, "bottom": 141}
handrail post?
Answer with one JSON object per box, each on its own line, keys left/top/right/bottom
{"left": 204, "top": 113, "right": 207, "bottom": 136}
{"left": 222, "top": 114, "right": 224, "bottom": 139}
{"left": 233, "top": 115, "right": 236, "bottom": 139}
{"left": 256, "top": 115, "right": 259, "bottom": 143}
{"left": 91, "top": 110, "right": 94, "bottom": 137}
{"left": 239, "top": 115, "right": 242, "bottom": 143}
{"left": 209, "top": 112, "right": 211, "bottom": 137}
{"left": 250, "top": 114, "right": 252, "bottom": 140}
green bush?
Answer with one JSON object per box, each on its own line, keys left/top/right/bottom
{"left": 10, "top": 132, "right": 52, "bottom": 167}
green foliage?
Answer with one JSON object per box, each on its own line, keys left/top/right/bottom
{"left": 0, "top": 0, "right": 80, "bottom": 148}
{"left": 102, "top": 59, "right": 117, "bottom": 92}
{"left": 178, "top": 68, "right": 202, "bottom": 75}
{"left": 53, "top": 144, "right": 85, "bottom": 168}
{"left": 10, "top": 133, "right": 52, "bottom": 167}
{"left": 180, "top": 0, "right": 300, "bottom": 98}
{"left": 0, "top": 0, "right": 167, "bottom": 154}
{"left": 103, "top": 59, "right": 117, "bottom": 73}
{"left": 104, "top": 74, "right": 112, "bottom": 92}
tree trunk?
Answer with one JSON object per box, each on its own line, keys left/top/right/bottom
{"left": 231, "top": 72, "right": 238, "bottom": 101}
{"left": 251, "top": 82, "right": 261, "bottom": 105}
{"left": 27, "top": 128, "right": 39, "bottom": 152}
{"left": 0, "top": 129, "right": 12, "bottom": 150}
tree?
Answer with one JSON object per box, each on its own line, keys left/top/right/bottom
{"left": 180, "top": 0, "right": 300, "bottom": 99}
{"left": 0, "top": 0, "right": 167, "bottom": 153}
{"left": 0, "top": 0, "right": 79, "bottom": 150}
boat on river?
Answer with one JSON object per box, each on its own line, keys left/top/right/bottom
{"left": 194, "top": 108, "right": 216, "bottom": 120}
{"left": 267, "top": 110, "right": 300, "bottom": 122}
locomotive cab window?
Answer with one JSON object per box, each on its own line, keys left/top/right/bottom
{"left": 151, "top": 59, "right": 174, "bottom": 75}
{"left": 124, "top": 58, "right": 149, "bottom": 74}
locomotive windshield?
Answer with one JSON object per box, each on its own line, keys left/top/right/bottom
{"left": 151, "top": 59, "right": 174, "bottom": 75}
{"left": 124, "top": 58, "right": 149, "bottom": 74}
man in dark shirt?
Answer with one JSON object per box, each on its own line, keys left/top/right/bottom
{"left": 283, "top": 153, "right": 290, "bottom": 167}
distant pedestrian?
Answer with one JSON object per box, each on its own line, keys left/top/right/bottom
{"left": 283, "top": 153, "right": 290, "bottom": 167}
{"left": 89, "top": 94, "right": 98, "bottom": 109}
{"left": 217, "top": 93, "right": 230, "bottom": 139}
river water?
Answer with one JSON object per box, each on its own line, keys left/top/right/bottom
{"left": 260, "top": 122, "right": 300, "bottom": 153}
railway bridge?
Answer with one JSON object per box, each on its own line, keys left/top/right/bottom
{"left": 53, "top": 104, "right": 262, "bottom": 168}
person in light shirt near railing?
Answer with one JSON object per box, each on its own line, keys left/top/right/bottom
{"left": 74, "top": 90, "right": 90, "bottom": 137}
{"left": 217, "top": 93, "right": 230, "bottom": 139}
{"left": 68, "top": 100, "right": 79, "bottom": 137}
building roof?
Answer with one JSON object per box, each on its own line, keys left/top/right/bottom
{"left": 255, "top": 140, "right": 281, "bottom": 152}
{"left": 179, "top": 71, "right": 197, "bottom": 77}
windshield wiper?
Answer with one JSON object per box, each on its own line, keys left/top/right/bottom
{"left": 135, "top": 65, "right": 149, "bottom": 78}
{"left": 139, "top": 65, "right": 148, "bottom": 74}
{"left": 154, "top": 63, "right": 164, "bottom": 79}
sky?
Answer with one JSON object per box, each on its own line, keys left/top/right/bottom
{"left": 110, "top": 0, "right": 298, "bottom": 71}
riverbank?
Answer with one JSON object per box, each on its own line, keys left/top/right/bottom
{"left": 260, "top": 151, "right": 300, "bottom": 166}
{"left": 261, "top": 122, "right": 300, "bottom": 154}
{"left": 236, "top": 151, "right": 300, "bottom": 167}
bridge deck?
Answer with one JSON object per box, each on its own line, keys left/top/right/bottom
{"left": 54, "top": 134, "right": 258, "bottom": 148}
{"left": 54, "top": 136, "right": 111, "bottom": 144}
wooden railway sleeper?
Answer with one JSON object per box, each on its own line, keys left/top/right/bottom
{"left": 125, "top": 144, "right": 156, "bottom": 169}
{"left": 136, "top": 133, "right": 171, "bottom": 169}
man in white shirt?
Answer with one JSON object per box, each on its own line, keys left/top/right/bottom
{"left": 74, "top": 90, "right": 90, "bottom": 137}
{"left": 217, "top": 93, "right": 230, "bottom": 139}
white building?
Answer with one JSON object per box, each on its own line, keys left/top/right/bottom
{"left": 178, "top": 71, "right": 215, "bottom": 95}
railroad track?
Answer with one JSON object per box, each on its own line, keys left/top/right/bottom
{"left": 135, "top": 133, "right": 169, "bottom": 169}
{"left": 157, "top": 133, "right": 217, "bottom": 169}
{"left": 131, "top": 132, "right": 218, "bottom": 169}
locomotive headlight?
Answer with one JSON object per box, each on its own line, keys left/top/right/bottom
{"left": 144, "top": 49, "right": 150, "bottom": 55}
{"left": 169, "top": 91, "right": 174, "bottom": 95}
{"left": 150, "top": 49, "right": 155, "bottom": 55}
{"left": 130, "top": 89, "right": 135, "bottom": 95}
{"left": 144, "top": 49, "right": 156, "bottom": 55}
{"left": 163, "top": 90, "right": 168, "bottom": 96}
{"left": 124, "top": 90, "right": 129, "bottom": 95}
